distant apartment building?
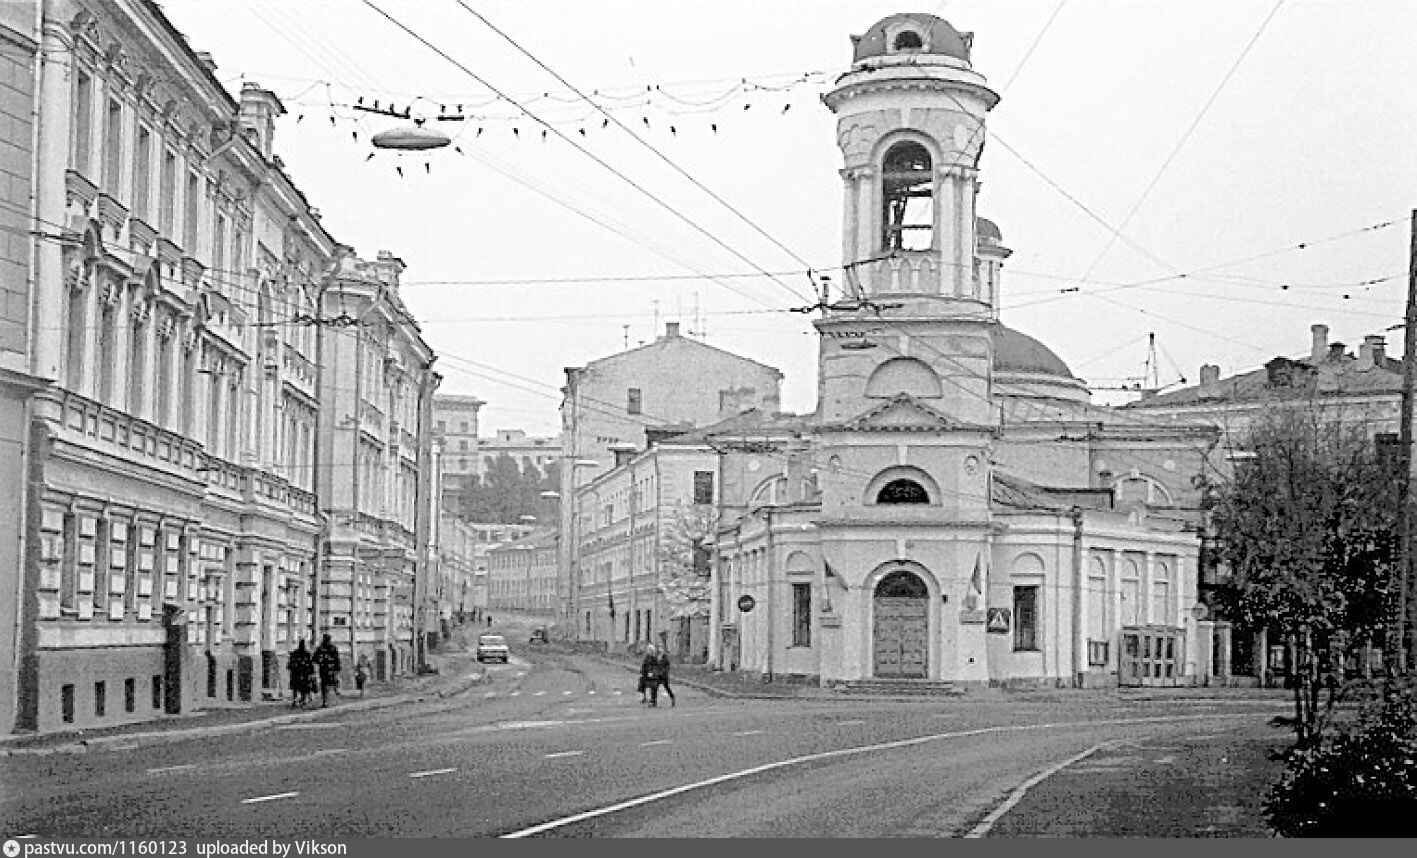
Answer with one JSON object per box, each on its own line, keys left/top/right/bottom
{"left": 487, "top": 529, "right": 558, "bottom": 615}
{"left": 477, "top": 428, "right": 559, "bottom": 477}
{"left": 432, "top": 394, "right": 483, "bottom": 514}
{"left": 559, "top": 321, "right": 784, "bottom": 636}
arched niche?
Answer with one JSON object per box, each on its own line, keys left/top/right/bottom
{"left": 865, "top": 356, "right": 943, "bottom": 399}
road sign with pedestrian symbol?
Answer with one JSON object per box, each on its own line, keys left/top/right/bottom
{"left": 986, "top": 607, "right": 1010, "bottom": 634}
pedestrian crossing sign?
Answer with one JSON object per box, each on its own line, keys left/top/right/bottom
{"left": 986, "top": 607, "right": 1011, "bottom": 634}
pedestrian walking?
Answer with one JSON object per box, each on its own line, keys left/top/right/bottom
{"left": 354, "top": 654, "right": 370, "bottom": 697}
{"left": 652, "top": 646, "right": 676, "bottom": 708}
{"left": 313, "top": 633, "right": 342, "bottom": 708}
{"left": 638, "top": 644, "right": 657, "bottom": 705}
{"left": 486, "top": 614, "right": 493, "bottom": 628}
{"left": 287, "top": 639, "right": 314, "bottom": 708}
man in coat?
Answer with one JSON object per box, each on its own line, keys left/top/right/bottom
{"left": 312, "top": 633, "right": 342, "bottom": 708}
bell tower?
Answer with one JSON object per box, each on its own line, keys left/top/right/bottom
{"left": 823, "top": 13, "right": 1000, "bottom": 312}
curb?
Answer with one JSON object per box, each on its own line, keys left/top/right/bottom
{"left": 2, "top": 668, "right": 487, "bottom": 757}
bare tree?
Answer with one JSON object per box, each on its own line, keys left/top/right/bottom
{"left": 657, "top": 504, "right": 717, "bottom": 621}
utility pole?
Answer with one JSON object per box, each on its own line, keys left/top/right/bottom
{"left": 1397, "top": 208, "right": 1417, "bottom": 675}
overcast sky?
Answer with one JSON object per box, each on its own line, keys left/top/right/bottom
{"left": 162, "top": 0, "right": 1417, "bottom": 437}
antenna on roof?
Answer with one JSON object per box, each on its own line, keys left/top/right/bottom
{"left": 1092, "top": 333, "right": 1186, "bottom": 395}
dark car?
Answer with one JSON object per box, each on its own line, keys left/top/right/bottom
{"left": 529, "top": 627, "right": 550, "bottom": 645}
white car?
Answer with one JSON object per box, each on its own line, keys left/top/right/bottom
{"left": 476, "top": 633, "right": 510, "bottom": 663}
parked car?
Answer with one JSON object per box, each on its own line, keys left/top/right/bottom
{"left": 476, "top": 633, "right": 510, "bottom": 663}
{"left": 529, "top": 627, "right": 550, "bottom": 645}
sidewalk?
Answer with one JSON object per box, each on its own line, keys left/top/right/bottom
{"left": 976, "top": 718, "right": 1288, "bottom": 837}
{"left": 1, "top": 645, "right": 486, "bottom": 756}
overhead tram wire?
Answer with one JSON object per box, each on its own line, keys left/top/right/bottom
{"left": 359, "top": 0, "right": 815, "bottom": 308}
{"left": 454, "top": 0, "right": 820, "bottom": 276}
{"left": 1068, "top": 0, "right": 1286, "bottom": 289}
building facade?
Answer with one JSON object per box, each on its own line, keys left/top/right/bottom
{"left": 316, "top": 250, "right": 439, "bottom": 683}
{"left": 559, "top": 321, "right": 784, "bottom": 636}
{"left": 0, "top": 0, "right": 40, "bottom": 734}
{"left": 432, "top": 393, "right": 482, "bottom": 516}
{"left": 12, "top": 0, "right": 345, "bottom": 733}
{"left": 702, "top": 13, "right": 1221, "bottom": 688}
{"left": 486, "top": 528, "right": 557, "bottom": 615}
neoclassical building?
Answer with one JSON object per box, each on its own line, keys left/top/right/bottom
{"left": 706, "top": 13, "right": 1222, "bottom": 688}
{"left": 9, "top": 0, "right": 446, "bottom": 734}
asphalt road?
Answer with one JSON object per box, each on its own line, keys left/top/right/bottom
{"left": 1, "top": 646, "right": 1289, "bottom": 838}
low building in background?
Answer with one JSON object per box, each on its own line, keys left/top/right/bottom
{"left": 486, "top": 529, "right": 558, "bottom": 615}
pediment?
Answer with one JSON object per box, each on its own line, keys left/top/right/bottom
{"left": 838, "top": 394, "right": 959, "bottom": 432}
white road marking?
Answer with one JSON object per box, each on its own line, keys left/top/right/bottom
{"left": 964, "top": 742, "right": 1117, "bottom": 838}
{"left": 613, "top": 690, "right": 623, "bottom": 695}
{"left": 516, "top": 672, "right": 527, "bottom": 677}
{"left": 501, "top": 711, "right": 1284, "bottom": 838}
{"left": 276, "top": 722, "right": 338, "bottom": 730}
{"left": 533, "top": 691, "right": 547, "bottom": 697}
{"left": 932, "top": 713, "right": 957, "bottom": 718}
{"left": 588, "top": 690, "right": 598, "bottom": 695}
{"left": 563, "top": 690, "right": 574, "bottom": 695}
{"left": 1186, "top": 734, "right": 1219, "bottom": 741}
{"left": 409, "top": 767, "right": 457, "bottom": 779}
{"left": 732, "top": 730, "right": 764, "bottom": 737}
{"left": 640, "top": 739, "right": 673, "bottom": 747}
{"left": 837, "top": 720, "right": 866, "bottom": 726}
{"left": 484, "top": 692, "right": 497, "bottom": 698}
{"left": 510, "top": 691, "right": 521, "bottom": 697}
{"left": 314, "top": 749, "right": 347, "bottom": 757}
{"left": 498, "top": 720, "right": 566, "bottom": 729}
{"left": 1154, "top": 755, "right": 1177, "bottom": 765}
{"left": 544, "top": 750, "right": 584, "bottom": 759}
{"left": 241, "top": 792, "right": 299, "bottom": 804}
{"left": 147, "top": 764, "right": 196, "bottom": 774}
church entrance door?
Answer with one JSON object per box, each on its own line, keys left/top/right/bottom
{"left": 873, "top": 570, "right": 929, "bottom": 678}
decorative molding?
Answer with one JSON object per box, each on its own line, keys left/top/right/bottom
{"left": 180, "top": 256, "right": 205, "bottom": 288}
{"left": 95, "top": 193, "right": 129, "bottom": 236}
{"left": 127, "top": 217, "right": 157, "bottom": 251}
{"left": 65, "top": 170, "right": 99, "bottom": 209}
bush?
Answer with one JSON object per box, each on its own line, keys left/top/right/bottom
{"left": 1265, "top": 684, "right": 1417, "bottom": 836}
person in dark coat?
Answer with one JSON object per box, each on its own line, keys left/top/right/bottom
{"left": 288, "top": 639, "right": 314, "bottom": 708}
{"left": 312, "top": 633, "right": 342, "bottom": 708}
{"left": 638, "top": 645, "right": 657, "bottom": 705}
{"left": 652, "top": 647, "right": 676, "bottom": 708}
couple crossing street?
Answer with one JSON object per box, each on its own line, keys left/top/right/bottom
{"left": 638, "top": 644, "right": 676, "bottom": 708}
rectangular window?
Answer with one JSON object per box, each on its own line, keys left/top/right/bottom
{"left": 98, "top": 305, "right": 117, "bottom": 404}
{"left": 60, "top": 513, "right": 77, "bottom": 611}
{"left": 627, "top": 387, "right": 642, "bottom": 415}
{"left": 792, "top": 583, "right": 811, "bottom": 647}
{"left": 73, "top": 71, "right": 92, "bottom": 173}
{"left": 436, "top": 420, "right": 446, "bottom": 433}
{"left": 212, "top": 213, "right": 226, "bottom": 275}
{"left": 124, "top": 677, "right": 136, "bottom": 712}
{"left": 159, "top": 150, "right": 177, "bottom": 234}
{"left": 157, "top": 327, "right": 173, "bottom": 428}
{"left": 133, "top": 126, "right": 152, "bottom": 221}
{"left": 233, "top": 227, "right": 246, "bottom": 276}
{"left": 94, "top": 680, "right": 106, "bottom": 717}
{"left": 459, "top": 421, "right": 469, "bottom": 434}
{"left": 693, "top": 471, "right": 714, "bottom": 505}
{"left": 151, "top": 675, "right": 162, "bottom": 710}
{"left": 183, "top": 172, "right": 200, "bottom": 252}
{"left": 61, "top": 684, "right": 75, "bottom": 723}
{"left": 1013, "top": 586, "right": 1039, "bottom": 651}
{"left": 128, "top": 319, "right": 145, "bottom": 419}
{"left": 103, "top": 99, "right": 123, "bottom": 193}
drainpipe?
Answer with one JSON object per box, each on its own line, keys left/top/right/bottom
{"left": 1071, "top": 506, "right": 1085, "bottom": 687}
{"left": 764, "top": 507, "right": 775, "bottom": 682}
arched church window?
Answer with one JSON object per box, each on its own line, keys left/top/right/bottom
{"left": 882, "top": 141, "right": 934, "bottom": 252}
{"left": 892, "top": 30, "right": 924, "bottom": 51}
{"left": 877, "top": 478, "right": 929, "bottom": 505}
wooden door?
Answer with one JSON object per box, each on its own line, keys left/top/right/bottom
{"left": 874, "top": 596, "right": 928, "bottom": 678}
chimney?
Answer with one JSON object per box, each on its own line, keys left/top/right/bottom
{"left": 194, "top": 51, "right": 219, "bottom": 75}
{"left": 1328, "top": 342, "right": 1346, "bottom": 363}
{"left": 665, "top": 322, "right": 681, "bottom": 338}
{"left": 1363, "top": 334, "right": 1386, "bottom": 367}
{"left": 1310, "top": 323, "right": 1329, "bottom": 364}
{"left": 373, "top": 250, "right": 405, "bottom": 292}
{"left": 237, "top": 82, "right": 285, "bottom": 161}
{"left": 1198, "top": 364, "right": 1221, "bottom": 399}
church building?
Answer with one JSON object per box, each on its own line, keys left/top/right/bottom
{"left": 706, "top": 13, "right": 1223, "bottom": 688}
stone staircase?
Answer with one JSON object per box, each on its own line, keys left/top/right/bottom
{"left": 831, "top": 678, "right": 966, "bottom": 697}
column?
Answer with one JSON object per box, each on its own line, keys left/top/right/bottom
{"left": 937, "top": 168, "right": 960, "bottom": 296}
{"left": 76, "top": 282, "right": 100, "bottom": 398}
{"left": 111, "top": 285, "right": 132, "bottom": 411}
{"left": 854, "top": 169, "right": 874, "bottom": 292}
{"left": 135, "top": 300, "right": 157, "bottom": 420}
{"left": 839, "top": 167, "right": 858, "bottom": 281}
{"left": 32, "top": 25, "right": 75, "bottom": 382}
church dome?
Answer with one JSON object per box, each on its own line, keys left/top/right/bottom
{"left": 851, "top": 14, "right": 974, "bottom": 64}
{"left": 976, "top": 217, "right": 1002, "bottom": 243}
{"left": 993, "top": 325, "right": 1074, "bottom": 379}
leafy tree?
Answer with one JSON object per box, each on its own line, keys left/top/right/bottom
{"left": 455, "top": 453, "right": 559, "bottom": 524}
{"left": 1210, "top": 410, "right": 1398, "bottom": 744}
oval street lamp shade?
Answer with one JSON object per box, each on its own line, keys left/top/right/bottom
{"left": 371, "top": 125, "right": 451, "bottom": 151}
